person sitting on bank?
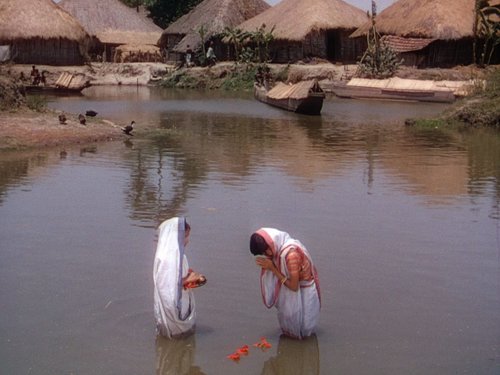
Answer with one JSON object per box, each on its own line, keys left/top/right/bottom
{"left": 30, "top": 65, "right": 40, "bottom": 85}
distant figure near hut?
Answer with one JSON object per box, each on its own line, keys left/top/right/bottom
{"left": 185, "top": 45, "right": 193, "bottom": 67}
{"left": 40, "top": 71, "right": 47, "bottom": 86}
{"left": 206, "top": 41, "right": 216, "bottom": 67}
{"left": 30, "top": 66, "right": 40, "bottom": 85}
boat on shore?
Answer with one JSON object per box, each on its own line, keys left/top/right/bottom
{"left": 330, "top": 77, "right": 470, "bottom": 103}
{"left": 25, "top": 72, "right": 91, "bottom": 94}
{"left": 254, "top": 79, "right": 325, "bottom": 115}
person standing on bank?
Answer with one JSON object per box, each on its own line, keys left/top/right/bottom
{"left": 250, "top": 228, "right": 321, "bottom": 339}
{"left": 206, "top": 41, "right": 216, "bottom": 67}
{"left": 154, "top": 217, "right": 206, "bottom": 338}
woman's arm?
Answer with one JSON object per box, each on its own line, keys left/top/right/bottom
{"left": 255, "top": 253, "right": 300, "bottom": 291}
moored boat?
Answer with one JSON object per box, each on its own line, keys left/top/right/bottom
{"left": 254, "top": 79, "right": 325, "bottom": 115}
{"left": 330, "top": 77, "right": 462, "bottom": 103}
{"left": 25, "top": 72, "right": 91, "bottom": 94}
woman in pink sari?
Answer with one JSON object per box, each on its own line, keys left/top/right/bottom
{"left": 250, "top": 228, "right": 321, "bottom": 339}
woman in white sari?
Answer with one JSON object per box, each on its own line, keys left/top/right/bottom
{"left": 153, "top": 217, "right": 205, "bottom": 338}
{"left": 250, "top": 228, "right": 321, "bottom": 339}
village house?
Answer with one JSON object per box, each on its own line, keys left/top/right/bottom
{"left": 237, "top": 0, "right": 368, "bottom": 64}
{"left": 158, "top": 0, "right": 270, "bottom": 64}
{"left": 0, "top": 0, "right": 90, "bottom": 65}
{"left": 59, "top": 0, "right": 163, "bottom": 62}
{"left": 350, "top": 0, "right": 500, "bottom": 68}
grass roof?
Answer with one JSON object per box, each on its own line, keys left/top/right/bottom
{"left": 351, "top": 0, "right": 476, "bottom": 39}
{"left": 0, "top": 0, "right": 89, "bottom": 42}
{"left": 238, "top": 0, "right": 368, "bottom": 41}
{"left": 160, "top": 0, "right": 270, "bottom": 51}
{"left": 59, "top": 0, "right": 162, "bottom": 45}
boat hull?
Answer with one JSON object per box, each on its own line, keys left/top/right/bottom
{"left": 24, "top": 85, "right": 87, "bottom": 95}
{"left": 331, "top": 82, "right": 455, "bottom": 103}
{"left": 254, "top": 83, "right": 324, "bottom": 116}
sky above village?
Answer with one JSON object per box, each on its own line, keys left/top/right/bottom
{"left": 265, "top": 0, "right": 394, "bottom": 12}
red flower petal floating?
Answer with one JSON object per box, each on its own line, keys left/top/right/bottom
{"left": 227, "top": 352, "right": 240, "bottom": 361}
{"left": 237, "top": 345, "right": 249, "bottom": 355}
{"left": 253, "top": 337, "right": 272, "bottom": 350}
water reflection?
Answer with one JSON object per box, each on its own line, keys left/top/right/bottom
{"left": 0, "top": 151, "right": 52, "bottom": 203}
{"left": 261, "top": 335, "right": 320, "bottom": 375}
{"left": 155, "top": 335, "right": 206, "bottom": 375}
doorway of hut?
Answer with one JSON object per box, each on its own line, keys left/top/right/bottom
{"left": 326, "top": 30, "right": 342, "bottom": 62}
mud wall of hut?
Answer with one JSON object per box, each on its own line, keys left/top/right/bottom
{"left": 9, "top": 38, "right": 85, "bottom": 65}
{"left": 164, "top": 34, "right": 184, "bottom": 62}
{"left": 269, "top": 29, "right": 365, "bottom": 64}
{"left": 421, "top": 40, "right": 474, "bottom": 68}
{"left": 400, "top": 39, "right": 499, "bottom": 68}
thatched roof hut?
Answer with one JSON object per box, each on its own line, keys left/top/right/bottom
{"left": 0, "top": 0, "right": 90, "bottom": 65}
{"left": 238, "top": 0, "right": 368, "bottom": 63}
{"left": 350, "top": 0, "right": 500, "bottom": 67}
{"left": 158, "top": 0, "right": 270, "bottom": 63}
{"left": 59, "top": 0, "right": 163, "bottom": 61}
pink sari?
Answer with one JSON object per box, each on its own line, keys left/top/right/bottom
{"left": 256, "top": 228, "right": 321, "bottom": 339}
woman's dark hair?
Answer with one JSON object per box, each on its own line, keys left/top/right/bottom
{"left": 185, "top": 221, "right": 191, "bottom": 232}
{"left": 250, "top": 233, "right": 268, "bottom": 255}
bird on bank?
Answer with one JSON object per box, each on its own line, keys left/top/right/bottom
{"left": 121, "top": 121, "right": 135, "bottom": 136}
{"left": 58, "top": 113, "right": 67, "bottom": 124}
{"left": 86, "top": 110, "right": 98, "bottom": 117}
{"left": 78, "top": 114, "right": 86, "bottom": 125}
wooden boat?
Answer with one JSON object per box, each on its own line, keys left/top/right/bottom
{"left": 254, "top": 79, "right": 325, "bottom": 115}
{"left": 25, "top": 72, "right": 91, "bottom": 94}
{"left": 331, "top": 77, "right": 457, "bottom": 103}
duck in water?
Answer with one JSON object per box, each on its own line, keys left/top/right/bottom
{"left": 86, "top": 110, "right": 98, "bottom": 117}
{"left": 121, "top": 121, "right": 135, "bottom": 136}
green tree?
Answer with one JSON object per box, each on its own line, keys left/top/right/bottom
{"left": 145, "top": 0, "right": 204, "bottom": 29}
{"left": 356, "top": 1, "right": 401, "bottom": 78}
{"left": 474, "top": 0, "right": 500, "bottom": 66}
{"left": 120, "top": 0, "right": 157, "bottom": 13}
{"left": 251, "top": 24, "right": 275, "bottom": 63}
{"left": 223, "top": 27, "right": 250, "bottom": 63}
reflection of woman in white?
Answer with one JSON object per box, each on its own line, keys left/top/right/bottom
{"left": 153, "top": 217, "right": 205, "bottom": 338}
{"left": 250, "top": 228, "right": 321, "bottom": 339}
{"left": 261, "top": 334, "right": 319, "bottom": 375}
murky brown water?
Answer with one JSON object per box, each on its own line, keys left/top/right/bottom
{"left": 0, "top": 87, "right": 499, "bottom": 374}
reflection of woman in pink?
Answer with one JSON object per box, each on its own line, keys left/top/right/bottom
{"left": 250, "top": 228, "right": 321, "bottom": 339}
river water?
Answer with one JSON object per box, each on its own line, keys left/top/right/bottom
{"left": 0, "top": 87, "right": 499, "bottom": 375}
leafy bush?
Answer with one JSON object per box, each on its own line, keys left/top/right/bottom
{"left": 26, "top": 95, "right": 48, "bottom": 112}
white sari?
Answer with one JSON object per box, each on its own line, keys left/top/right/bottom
{"left": 257, "top": 228, "right": 321, "bottom": 339}
{"left": 153, "top": 217, "right": 195, "bottom": 338}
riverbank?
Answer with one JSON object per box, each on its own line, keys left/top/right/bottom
{"left": 0, "top": 62, "right": 497, "bottom": 151}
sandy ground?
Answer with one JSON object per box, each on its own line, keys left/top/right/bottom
{"left": 0, "top": 109, "right": 122, "bottom": 150}
{"left": 0, "top": 62, "right": 490, "bottom": 151}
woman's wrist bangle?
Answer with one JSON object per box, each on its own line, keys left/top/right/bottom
{"left": 281, "top": 276, "right": 287, "bottom": 284}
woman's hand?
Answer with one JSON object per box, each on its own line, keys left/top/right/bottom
{"left": 255, "top": 256, "right": 275, "bottom": 271}
{"left": 183, "top": 271, "right": 205, "bottom": 288}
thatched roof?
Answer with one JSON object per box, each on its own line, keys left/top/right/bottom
{"left": 59, "top": 0, "right": 162, "bottom": 45}
{"left": 0, "top": 0, "right": 89, "bottom": 42}
{"left": 160, "top": 0, "right": 270, "bottom": 51}
{"left": 350, "top": 0, "right": 477, "bottom": 39}
{"left": 238, "top": 0, "right": 368, "bottom": 41}
{"left": 267, "top": 80, "right": 321, "bottom": 100}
